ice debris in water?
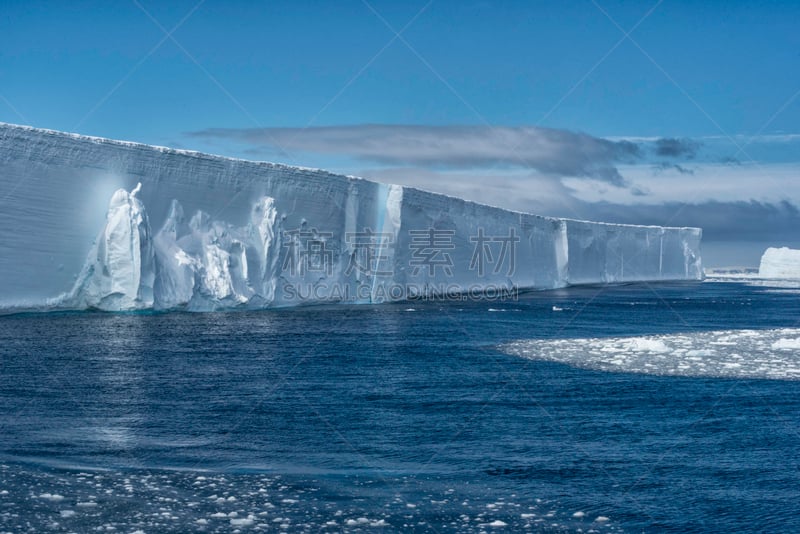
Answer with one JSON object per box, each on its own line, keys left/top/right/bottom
{"left": 501, "top": 328, "right": 800, "bottom": 380}
{"left": 0, "top": 466, "right": 623, "bottom": 533}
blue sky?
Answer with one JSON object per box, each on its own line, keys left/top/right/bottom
{"left": 2, "top": 0, "right": 799, "bottom": 265}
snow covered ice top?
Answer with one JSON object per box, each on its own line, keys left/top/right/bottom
{"left": 0, "top": 122, "right": 703, "bottom": 311}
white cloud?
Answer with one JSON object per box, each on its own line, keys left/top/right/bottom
{"left": 189, "top": 124, "right": 640, "bottom": 185}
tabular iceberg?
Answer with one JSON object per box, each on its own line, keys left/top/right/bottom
{"left": 0, "top": 123, "right": 703, "bottom": 312}
{"left": 759, "top": 247, "right": 800, "bottom": 279}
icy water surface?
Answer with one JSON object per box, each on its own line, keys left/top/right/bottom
{"left": 1, "top": 281, "right": 799, "bottom": 532}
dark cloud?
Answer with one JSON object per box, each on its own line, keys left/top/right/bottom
{"left": 189, "top": 125, "right": 642, "bottom": 186}
{"left": 652, "top": 162, "right": 695, "bottom": 175}
{"left": 719, "top": 156, "right": 742, "bottom": 166}
{"left": 654, "top": 137, "right": 700, "bottom": 159}
{"left": 583, "top": 199, "right": 800, "bottom": 243}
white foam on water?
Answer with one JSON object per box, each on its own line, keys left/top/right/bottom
{"left": 501, "top": 328, "right": 800, "bottom": 380}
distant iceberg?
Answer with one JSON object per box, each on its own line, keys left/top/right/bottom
{"left": 759, "top": 247, "right": 800, "bottom": 279}
{"left": 0, "top": 122, "right": 703, "bottom": 312}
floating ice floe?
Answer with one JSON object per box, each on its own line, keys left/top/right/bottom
{"left": 500, "top": 328, "right": 800, "bottom": 380}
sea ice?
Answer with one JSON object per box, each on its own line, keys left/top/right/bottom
{"left": 501, "top": 328, "right": 800, "bottom": 380}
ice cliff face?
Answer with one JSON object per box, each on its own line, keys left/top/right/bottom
{"left": 0, "top": 123, "right": 704, "bottom": 312}
{"left": 759, "top": 247, "right": 800, "bottom": 279}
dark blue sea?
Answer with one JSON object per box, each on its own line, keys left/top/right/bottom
{"left": 1, "top": 281, "right": 799, "bottom": 533}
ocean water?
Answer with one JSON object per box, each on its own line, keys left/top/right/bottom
{"left": 1, "top": 281, "right": 799, "bottom": 533}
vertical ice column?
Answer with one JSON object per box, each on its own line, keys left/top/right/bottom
{"left": 370, "top": 184, "right": 403, "bottom": 303}
{"left": 554, "top": 219, "right": 569, "bottom": 285}
{"left": 153, "top": 200, "right": 198, "bottom": 309}
{"left": 248, "top": 196, "right": 281, "bottom": 303}
{"left": 72, "top": 182, "right": 155, "bottom": 310}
